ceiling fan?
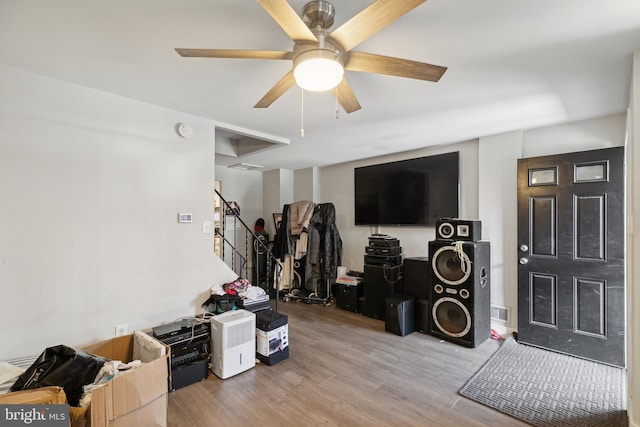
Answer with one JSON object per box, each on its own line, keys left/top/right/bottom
{"left": 175, "top": 0, "right": 447, "bottom": 114}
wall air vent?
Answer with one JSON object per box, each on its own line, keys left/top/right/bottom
{"left": 491, "top": 305, "right": 511, "bottom": 324}
{"left": 227, "top": 163, "right": 263, "bottom": 171}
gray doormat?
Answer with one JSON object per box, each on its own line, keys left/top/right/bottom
{"left": 459, "top": 334, "right": 627, "bottom": 426}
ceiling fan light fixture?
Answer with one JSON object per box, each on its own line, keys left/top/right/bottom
{"left": 293, "top": 49, "right": 344, "bottom": 92}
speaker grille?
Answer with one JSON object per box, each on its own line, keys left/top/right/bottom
{"left": 432, "top": 297, "right": 471, "bottom": 337}
{"left": 431, "top": 245, "right": 471, "bottom": 285}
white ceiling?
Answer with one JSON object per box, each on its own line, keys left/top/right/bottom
{"left": 1, "top": 1, "right": 639, "bottom": 171}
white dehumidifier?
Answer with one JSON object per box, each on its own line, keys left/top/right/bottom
{"left": 210, "top": 309, "right": 256, "bottom": 379}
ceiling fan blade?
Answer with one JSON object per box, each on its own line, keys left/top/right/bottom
{"left": 329, "top": 0, "right": 426, "bottom": 51}
{"left": 254, "top": 70, "right": 297, "bottom": 108}
{"left": 346, "top": 51, "right": 447, "bottom": 82}
{"left": 175, "top": 48, "right": 293, "bottom": 60}
{"left": 336, "top": 79, "right": 361, "bottom": 114}
{"left": 257, "top": 0, "right": 317, "bottom": 43}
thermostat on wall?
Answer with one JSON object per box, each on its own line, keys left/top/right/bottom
{"left": 178, "top": 213, "right": 193, "bottom": 223}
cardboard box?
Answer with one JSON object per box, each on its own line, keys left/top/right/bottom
{"left": 0, "top": 385, "right": 87, "bottom": 427}
{"left": 0, "top": 385, "right": 67, "bottom": 405}
{"left": 105, "top": 394, "right": 166, "bottom": 427}
{"left": 83, "top": 333, "right": 170, "bottom": 427}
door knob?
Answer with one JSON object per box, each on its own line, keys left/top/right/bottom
{"left": 519, "top": 257, "right": 529, "bottom": 265}
{"left": 520, "top": 244, "right": 529, "bottom": 252}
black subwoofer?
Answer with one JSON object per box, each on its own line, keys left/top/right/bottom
{"left": 385, "top": 295, "right": 415, "bottom": 336}
{"left": 428, "top": 240, "right": 491, "bottom": 348}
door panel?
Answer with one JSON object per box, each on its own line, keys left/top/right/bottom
{"left": 530, "top": 196, "right": 556, "bottom": 257}
{"left": 574, "top": 194, "right": 605, "bottom": 260}
{"left": 529, "top": 273, "right": 557, "bottom": 327}
{"left": 574, "top": 277, "right": 605, "bottom": 337}
{"left": 517, "top": 147, "right": 625, "bottom": 367}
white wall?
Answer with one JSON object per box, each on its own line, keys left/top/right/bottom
{"left": 523, "top": 114, "right": 627, "bottom": 156}
{"left": 478, "top": 131, "right": 523, "bottom": 334}
{"left": 214, "top": 167, "right": 264, "bottom": 230}
{"left": 262, "top": 169, "right": 294, "bottom": 237}
{"left": 320, "top": 140, "right": 479, "bottom": 270}
{"left": 262, "top": 170, "right": 281, "bottom": 238}
{"left": 0, "top": 66, "right": 237, "bottom": 360}
{"left": 294, "top": 167, "right": 319, "bottom": 202}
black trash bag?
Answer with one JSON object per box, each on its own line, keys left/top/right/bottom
{"left": 11, "top": 344, "right": 109, "bottom": 406}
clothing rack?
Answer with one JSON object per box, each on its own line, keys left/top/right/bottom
{"left": 282, "top": 266, "right": 333, "bottom": 306}
{"left": 273, "top": 201, "right": 342, "bottom": 306}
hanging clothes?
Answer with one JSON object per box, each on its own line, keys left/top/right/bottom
{"left": 305, "top": 203, "right": 342, "bottom": 291}
{"left": 273, "top": 204, "right": 292, "bottom": 260}
{"left": 289, "top": 200, "right": 315, "bottom": 235}
{"left": 289, "top": 201, "right": 315, "bottom": 289}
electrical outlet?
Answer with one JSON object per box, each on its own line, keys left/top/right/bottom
{"left": 115, "top": 324, "right": 128, "bottom": 337}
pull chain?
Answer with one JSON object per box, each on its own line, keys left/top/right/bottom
{"left": 335, "top": 83, "right": 339, "bottom": 119}
{"left": 300, "top": 88, "right": 305, "bottom": 138}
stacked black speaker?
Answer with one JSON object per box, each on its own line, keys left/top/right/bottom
{"left": 403, "top": 257, "right": 431, "bottom": 334}
{"left": 428, "top": 219, "right": 490, "bottom": 348}
{"left": 363, "top": 235, "right": 403, "bottom": 321}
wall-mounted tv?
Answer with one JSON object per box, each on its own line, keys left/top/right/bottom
{"left": 354, "top": 151, "right": 459, "bottom": 226}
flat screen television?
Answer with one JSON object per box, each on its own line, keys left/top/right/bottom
{"left": 354, "top": 151, "right": 459, "bottom": 226}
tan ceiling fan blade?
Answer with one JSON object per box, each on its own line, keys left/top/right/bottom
{"left": 346, "top": 51, "right": 447, "bottom": 82}
{"left": 257, "top": 0, "right": 317, "bottom": 43}
{"left": 336, "top": 79, "right": 361, "bottom": 114}
{"left": 329, "top": 0, "right": 426, "bottom": 51}
{"left": 254, "top": 71, "right": 297, "bottom": 108}
{"left": 175, "top": 48, "right": 293, "bottom": 60}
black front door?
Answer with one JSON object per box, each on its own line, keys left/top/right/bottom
{"left": 517, "top": 147, "right": 625, "bottom": 367}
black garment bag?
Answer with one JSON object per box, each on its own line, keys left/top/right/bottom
{"left": 11, "top": 344, "right": 108, "bottom": 406}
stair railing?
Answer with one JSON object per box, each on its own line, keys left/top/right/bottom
{"left": 215, "top": 189, "right": 284, "bottom": 311}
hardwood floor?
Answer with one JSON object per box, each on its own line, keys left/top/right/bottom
{"left": 167, "top": 300, "right": 529, "bottom": 427}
